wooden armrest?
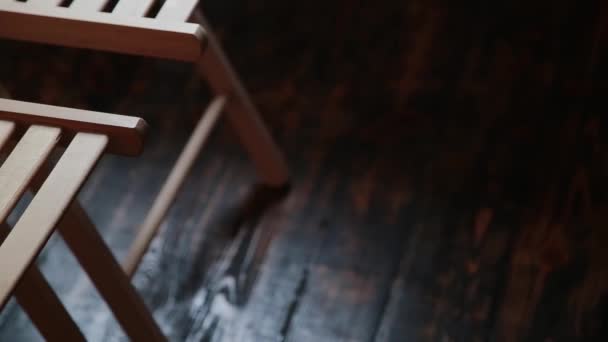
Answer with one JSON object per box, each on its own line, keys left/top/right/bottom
{"left": 0, "top": 98, "right": 147, "bottom": 156}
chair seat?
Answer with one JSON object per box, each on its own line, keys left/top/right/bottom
{"left": 0, "top": 0, "right": 205, "bottom": 61}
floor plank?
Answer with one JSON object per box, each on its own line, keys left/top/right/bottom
{"left": 1, "top": 0, "right": 608, "bottom": 341}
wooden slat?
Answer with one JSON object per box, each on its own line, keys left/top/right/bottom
{"left": 0, "top": 225, "right": 86, "bottom": 341}
{"left": 0, "top": 1, "right": 205, "bottom": 61}
{"left": 0, "top": 90, "right": 84, "bottom": 341}
{"left": 123, "top": 96, "right": 226, "bottom": 277}
{"left": 25, "top": 0, "right": 63, "bottom": 7}
{"left": 70, "top": 0, "right": 109, "bottom": 12}
{"left": 112, "top": 0, "right": 155, "bottom": 17}
{"left": 156, "top": 0, "right": 198, "bottom": 22}
{"left": 0, "top": 91, "right": 83, "bottom": 341}
{"left": 0, "top": 98, "right": 146, "bottom": 156}
{"left": 0, "top": 120, "right": 14, "bottom": 150}
{"left": 57, "top": 203, "right": 167, "bottom": 341}
{"left": 0, "top": 132, "right": 107, "bottom": 308}
{"left": 193, "top": 11, "right": 289, "bottom": 187}
{"left": 23, "top": 163, "right": 166, "bottom": 340}
{"left": 0, "top": 125, "right": 61, "bottom": 223}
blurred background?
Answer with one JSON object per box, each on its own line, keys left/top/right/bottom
{"left": 1, "top": 0, "right": 607, "bottom": 340}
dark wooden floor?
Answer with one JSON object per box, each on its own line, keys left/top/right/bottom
{"left": 1, "top": 0, "right": 608, "bottom": 341}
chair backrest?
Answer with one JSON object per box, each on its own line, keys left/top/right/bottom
{"left": 0, "top": 98, "right": 147, "bottom": 308}
{"left": 0, "top": 0, "right": 205, "bottom": 61}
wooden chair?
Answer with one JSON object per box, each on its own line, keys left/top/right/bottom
{"left": 0, "top": 98, "right": 166, "bottom": 340}
{"left": 0, "top": 0, "right": 290, "bottom": 276}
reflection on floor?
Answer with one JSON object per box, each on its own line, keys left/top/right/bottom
{"left": 1, "top": 0, "right": 608, "bottom": 340}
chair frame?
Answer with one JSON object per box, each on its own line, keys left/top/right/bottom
{"left": 0, "top": 97, "right": 166, "bottom": 341}
{"left": 0, "top": 0, "right": 290, "bottom": 340}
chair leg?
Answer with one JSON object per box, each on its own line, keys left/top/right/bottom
{"left": 57, "top": 203, "right": 166, "bottom": 342}
{"left": 0, "top": 225, "right": 86, "bottom": 342}
{"left": 15, "top": 267, "right": 87, "bottom": 342}
{"left": 193, "top": 10, "right": 290, "bottom": 187}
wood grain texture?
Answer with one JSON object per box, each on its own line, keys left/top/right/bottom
{"left": 57, "top": 202, "right": 167, "bottom": 341}
{"left": 0, "top": 1, "right": 205, "bottom": 61}
{"left": 1, "top": 0, "right": 608, "bottom": 341}
{"left": 195, "top": 10, "right": 290, "bottom": 187}
{"left": 20, "top": 158, "right": 167, "bottom": 341}
{"left": 124, "top": 96, "right": 226, "bottom": 277}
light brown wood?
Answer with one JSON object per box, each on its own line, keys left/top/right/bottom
{"left": 0, "top": 1, "right": 205, "bottom": 61}
{"left": 25, "top": 0, "right": 63, "bottom": 7}
{"left": 0, "top": 225, "right": 86, "bottom": 342}
{"left": 0, "top": 9, "right": 289, "bottom": 339}
{"left": 57, "top": 202, "right": 167, "bottom": 341}
{"left": 0, "top": 120, "right": 14, "bottom": 150}
{"left": 23, "top": 156, "right": 166, "bottom": 340}
{"left": 70, "top": 0, "right": 110, "bottom": 12}
{"left": 0, "top": 2, "right": 289, "bottom": 184}
{"left": 16, "top": 138, "right": 167, "bottom": 340}
{"left": 124, "top": 96, "right": 226, "bottom": 277}
{"left": 0, "top": 89, "right": 163, "bottom": 340}
{"left": 156, "top": 0, "right": 199, "bottom": 22}
{"left": 0, "top": 132, "right": 107, "bottom": 309}
{"left": 0, "top": 98, "right": 146, "bottom": 156}
{"left": 0, "top": 91, "right": 83, "bottom": 340}
{"left": 194, "top": 11, "right": 289, "bottom": 187}
{"left": 0, "top": 125, "right": 61, "bottom": 223}
{"left": 112, "top": 0, "right": 155, "bottom": 17}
